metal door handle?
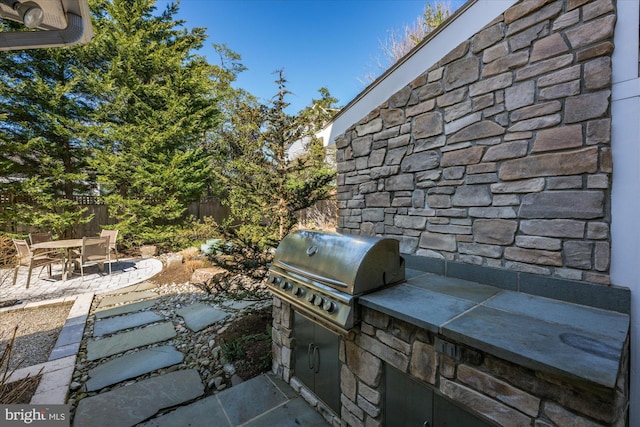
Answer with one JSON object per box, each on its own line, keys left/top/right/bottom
{"left": 313, "top": 345, "right": 320, "bottom": 374}
{"left": 308, "top": 343, "right": 315, "bottom": 370}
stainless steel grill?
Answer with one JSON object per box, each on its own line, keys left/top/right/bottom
{"left": 267, "top": 230, "right": 405, "bottom": 333}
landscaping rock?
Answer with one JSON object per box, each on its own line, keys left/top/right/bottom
{"left": 190, "top": 267, "right": 228, "bottom": 284}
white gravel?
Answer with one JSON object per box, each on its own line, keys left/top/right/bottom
{"left": 0, "top": 303, "right": 72, "bottom": 370}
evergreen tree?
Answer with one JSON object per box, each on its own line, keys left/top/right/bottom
{"left": 0, "top": 22, "right": 92, "bottom": 236}
{"left": 217, "top": 70, "right": 336, "bottom": 249}
{"left": 84, "top": 0, "right": 239, "bottom": 245}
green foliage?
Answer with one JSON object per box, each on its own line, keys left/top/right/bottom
{"left": 221, "top": 339, "right": 245, "bottom": 361}
{"left": 164, "top": 216, "right": 222, "bottom": 250}
{"left": 0, "top": 23, "right": 94, "bottom": 236}
{"left": 0, "top": 0, "right": 336, "bottom": 250}
{"left": 0, "top": 0, "right": 241, "bottom": 240}
{"left": 215, "top": 71, "right": 336, "bottom": 250}
{"left": 415, "top": 1, "right": 452, "bottom": 41}
{"left": 83, "top": 0, "right": 237, "bottom": 241}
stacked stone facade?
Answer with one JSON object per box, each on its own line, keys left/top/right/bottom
{"left": 272, "top": 300, "right": 628, "bottom": 427}
{"left": 335, "top": 0, "right": 615, "bottom": 285}
{"left": 272, "top": 0, "right": 628, "bottom": 426}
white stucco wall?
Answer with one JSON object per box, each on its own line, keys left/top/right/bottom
{"left": 611, "top": 0, "right": 640, "bottom": 422}
{"left": 319, "top": 0, "right": 518, "bottom": 147}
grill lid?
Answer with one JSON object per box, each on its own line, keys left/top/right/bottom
{"left": 272, "top": 230, "right": 405, "bottom": 295}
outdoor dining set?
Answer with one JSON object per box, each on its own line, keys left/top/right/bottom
{"left": 11, "top": 229, "right": 119, "bottom": 288}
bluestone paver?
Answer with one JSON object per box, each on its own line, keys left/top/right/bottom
{"left": 93, "top": 311, "right": 163, "bottom": 337}
{"left": 96, "top": 290, "right": 158, "bottom": 309}
{"left": 94, "top": 299, "right": 157, "bottom": 319}
{"left": 177, "top": 303, "right": 229, "bottom": 332}
{"left": 244, "top": 397, "right": 330, "bottom": 426}
{"left": 216, "top": 374, "right": 287, "bottom": 425}
{"left": 85, "top": 345, "right": 184, "bottom": 392}
{"left": 138, "top": 395, "right": 229, "bottom": 427}
{"left": 86, "top": 321, "right": 176, "bottom": 361}
{"left": 223, "top": 300, "right": 256, "bottom": 311}
{"left": 73, "top": 369, "right": 204, "bottom": 427}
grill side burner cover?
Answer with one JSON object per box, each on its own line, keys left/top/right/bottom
{"left": 272, "top": 230, "right": 405, "bottom": 295}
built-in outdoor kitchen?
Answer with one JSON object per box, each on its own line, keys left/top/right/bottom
{"left": 269, "top": 0, "right": 631, "bottom": 425}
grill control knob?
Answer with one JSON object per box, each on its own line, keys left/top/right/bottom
{"left": 293, "top": 286, "right": 306, "bottom": 297}
{"left": 306, "top": 293, "right": 315, "bottom": 304}
{"left": 272, "top": 276, "right": 281, "bottom": 285}
{"left": 322, "top": 300, "right": 337, "bottom": 313}
{"left": 281, "top": 281, "right": 292, "bottom": 290}
{"left": 313, "top": 296, "right": 324, "bottom": 307}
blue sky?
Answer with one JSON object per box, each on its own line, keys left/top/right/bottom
{"left": 155, "top": 0, "right": 461, "bottom": 113}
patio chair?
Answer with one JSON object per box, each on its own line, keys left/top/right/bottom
{"left": 76, "top": 236, "right": 111, "bottom": 280}
{"left": 100, "top": 229, "right": 119, "bottom": 263}
{"left": 12, "top": 239, "right": 63, "bottom": 289}
{"left": 28, "top": 232, "right": 52, "bottom": 245}
{"left": 28, "top": 231, "right": 62, "bottom": 258}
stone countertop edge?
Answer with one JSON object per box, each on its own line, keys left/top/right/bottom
{"left": 358, "top": 273, "right": 629, "bottom": 390}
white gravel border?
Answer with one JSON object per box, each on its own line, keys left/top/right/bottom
{"left": 5, "top": 292, "right": 94, "bottom": 404}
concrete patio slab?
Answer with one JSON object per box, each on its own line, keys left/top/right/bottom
{"left": 93, "top": 311, "right": 163, "bottom": 337}
{"left": 85, "top": 345, "right": 184, "bottom": 392}
{"left": 86, "top": 321, "right": 176, "bottom": 361}
{"left": 74, "top": 369, "right": 204, "bottom": 427}
{"left": 176, "top": 303, "right": 229, "bottom": 332}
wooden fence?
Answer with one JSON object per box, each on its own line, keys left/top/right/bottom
{"left": 1, "top": 195, "right": 336, "bottom": 237}
{"left": 1, "top": 196, "right": 230, "bottom": 238}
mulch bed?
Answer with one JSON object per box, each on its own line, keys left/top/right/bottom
{"left": 217, "top": 306, "right": 273, "bottom": 380}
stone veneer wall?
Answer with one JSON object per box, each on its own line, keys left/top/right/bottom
{"left": 335, "top": 0, "right": 616, "bottom": 285}
{"left": 272, "top": 299, "right": 628, "bottom": 427}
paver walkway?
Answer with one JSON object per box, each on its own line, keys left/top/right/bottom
{"left": 72, "top": 287, "right": 330, "bottom": 427}
{"left": 3, "top": 256, "right": 329, "bottom": 426}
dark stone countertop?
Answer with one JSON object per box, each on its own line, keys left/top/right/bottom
{"left": 359, "top": 269, "right": 629, "bottom": 389}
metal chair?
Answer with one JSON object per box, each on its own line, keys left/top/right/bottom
{"left": 100, "top": 229, "right": 119, "bottom": 262}
{"left": 12, "top": 239, "right": 63, "bottom": 288}
{"left": 76, "top": 236, "right": 111, "bottom": 279}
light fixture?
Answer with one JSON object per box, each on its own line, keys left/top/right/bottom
{"left": 12, "top": 1, "right": 43, "bottom": 28}
{"left": 0, "top": 0, "right": 93, "bottom": 50}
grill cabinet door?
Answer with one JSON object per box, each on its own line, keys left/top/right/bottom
{"left": 294, "top": 312, "right": 316, "bottom": 390}
{"left": 385, "top": 364, "right": 494, "bottom": 426}
{"left": 294, "top": 312, "right": 340, "bottom": 414}
{"left": 385, "top": 364, "right": 434, "bottom": 426}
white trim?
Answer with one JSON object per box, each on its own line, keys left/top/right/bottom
{"left": 611, "top": 0, "right": 640, "bottom": 425}
{"left": 612, "top": 78, "right": 640, "bottom": 102}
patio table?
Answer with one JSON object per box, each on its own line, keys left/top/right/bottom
{"left": 31, "top": 238, "right": 82, "bottom": 281}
